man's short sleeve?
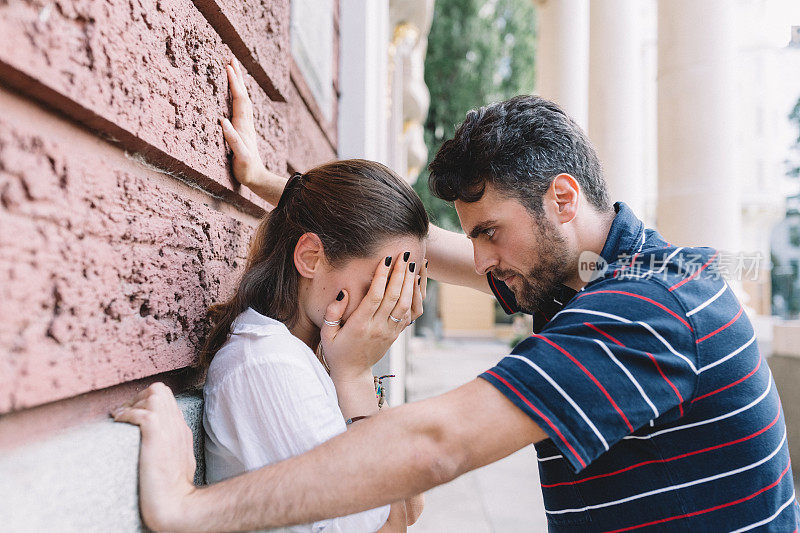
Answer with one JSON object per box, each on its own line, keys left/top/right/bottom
{"left": 480, "top": 278, "right": 699, "bottom": 473}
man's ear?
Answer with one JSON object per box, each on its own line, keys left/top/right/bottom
{"left": 549, "top": 174, "right": 580, "bottom": 223}
{"left": 294, "top": 233, "right": 326, "bottom": 279}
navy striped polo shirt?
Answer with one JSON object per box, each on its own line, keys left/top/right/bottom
{"left": 481, "top": 202, "right": 800, "bottom": 532}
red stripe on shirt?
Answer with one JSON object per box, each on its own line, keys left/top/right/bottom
{"left": 692, "top": 352, "right": 762, "bottom": 403}
{"left": 488, "top": 274, "right": 514, "bottom": 313}
{"left": 584, "top": 323, "right": 625, "bottom": 346}
{"left": 532, "top": 334, "right": 635, "bottom": 432}
{"left": 602, "top": 457, "right": 792, "bottom": 532}
{"left": 613, "top": 252, "right": 640, "bottom": 277}
{"left": 696, "top": 304, "right": 744, "bottom": 344}
{"left": 646, "top": 351, "right": 684, "bottom": 417}
{"left": 668, "top": 251, "right": 719, "bottom": 292}
{"left": 582, "top": 324, "right": 690, "bottom": 414}
{"left": 541, "top": 408, "right": 780, "bottom": 488}
{"left": 483, "top": 370, "right": 586, "bottom": 468}
{"left": 577, "top": 290, "right": 693, "bottom": 331}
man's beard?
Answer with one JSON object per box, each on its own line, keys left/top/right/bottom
{"left": 495, "top": 217, "right": 571, "bottom": 312}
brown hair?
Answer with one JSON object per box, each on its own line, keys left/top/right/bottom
{"left": 199, "top": 159, "right": 429, "bottom": 369}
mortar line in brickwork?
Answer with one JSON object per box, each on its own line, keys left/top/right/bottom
{"left": 0, "top": 60, "right": 266, "bottom": 220}
{"left": 0, "top": 369, "right": 201, "bottom": 451}
{"left": 191, "top": 0, "right": 287, "bottom": 103}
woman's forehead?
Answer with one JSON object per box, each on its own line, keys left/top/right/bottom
{"left": 341, "top": 238, "right": 425, "bottom": 273}
{"left": 375, "top": 236, "right": 426, "bottom": 256}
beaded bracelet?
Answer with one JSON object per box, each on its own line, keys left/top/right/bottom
{"left": 375, "top": 374, "right": 395, "bottom": 408}
{"left": 345, "top": 374, "right": 397, "bottom": 425}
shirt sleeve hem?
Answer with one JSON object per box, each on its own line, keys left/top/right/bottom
{"left": 478, "top": 368, "right": 593, "bottom": 474}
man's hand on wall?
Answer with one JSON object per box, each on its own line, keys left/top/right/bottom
{"left": 112, "top": 383, "right": 197, "bottom": 532}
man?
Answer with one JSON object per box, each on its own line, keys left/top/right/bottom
{"left": 115, "top": 93, "right": 799, "bottom": 531}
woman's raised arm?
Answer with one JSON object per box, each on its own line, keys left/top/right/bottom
{"left": 220, "top": 58, "right": 286, "bottom": 206}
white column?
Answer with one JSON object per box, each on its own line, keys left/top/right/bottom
{"left": 338, "top": 0, "right": 389, "bottom": 162}
{"left": 589, "top": 0, "right": 646, "bottom": 216}
{"left": 535, "top": 0, "right": 590, "bottom": 129}
{"left": 656, "top": 0, "right": 739, "bottom": 251}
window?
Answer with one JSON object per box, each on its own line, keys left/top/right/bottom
{"left": 290, "top": 0, "right": 334, "bottom": 119}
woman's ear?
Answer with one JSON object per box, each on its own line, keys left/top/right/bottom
{"left": 294, "top": 233, "right": 326, "bottom": 279}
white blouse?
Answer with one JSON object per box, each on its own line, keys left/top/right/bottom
{"left": 203, "top": 307, "right": 390, "bottom": 532}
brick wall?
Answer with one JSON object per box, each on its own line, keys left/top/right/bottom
{"left": 0, "top": 0, "right": 339, "bottom": 447}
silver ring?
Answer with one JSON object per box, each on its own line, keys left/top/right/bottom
{"left": 323, "top": 318, "right": 340, "bottom": 327}
{"left": 388, "top": 315, "right": 402, "bottom": 323}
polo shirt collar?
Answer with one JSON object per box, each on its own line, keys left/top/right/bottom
{"left": 598, "top": 202, "right": 645, "bottom": 265}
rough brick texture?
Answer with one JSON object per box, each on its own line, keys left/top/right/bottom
{"left": 0, "top": 0, "right": 338, "bottom": 419}
{"left": 193, "top": 0, "right": 291, "bottom": 102}
{"left": 0, "top": 0, "right": 287, "bottom": 214}
{"left": 286, "top": 86, "right": 337, "bottom": 174}
{"left": 0, "top": 88, "right": 259, "bottom": 412}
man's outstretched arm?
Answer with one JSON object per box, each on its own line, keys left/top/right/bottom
{"left": 114, "top": 377, "right": 546, "bottom": 533}
{"left": 425, "top": 224, "right": 491, "bottom": 293}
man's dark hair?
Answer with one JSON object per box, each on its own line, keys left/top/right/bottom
{"left": 428, "top": 95, "right": 610, "bottom": 215}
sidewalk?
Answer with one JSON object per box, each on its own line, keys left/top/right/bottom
{"left": 405, "top": 337, "right": 549, "bottom": 532}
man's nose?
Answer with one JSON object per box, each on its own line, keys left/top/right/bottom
{"left": 473, "top": 244, "right": 498, "bottom": 276}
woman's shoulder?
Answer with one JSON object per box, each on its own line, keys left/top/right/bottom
{"left": 205, "top": 308, "right": 320, "bottom": 391}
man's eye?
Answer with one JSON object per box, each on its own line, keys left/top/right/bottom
{"left": 485, "top": 228, "right": 496, "bottom": 239}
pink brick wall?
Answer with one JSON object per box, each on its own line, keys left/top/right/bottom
{"left": 0, "top": 0, "right": 338, "bottom": 428}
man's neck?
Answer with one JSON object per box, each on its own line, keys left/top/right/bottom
{"left": 564, "top": 208, "right": 616, "bottom": 291}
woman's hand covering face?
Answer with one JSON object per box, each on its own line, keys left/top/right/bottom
{"left": 320, "top": 253, "right": 427, "bottom": 381}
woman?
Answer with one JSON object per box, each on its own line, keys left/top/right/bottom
{"left": 202, "top": 73, "right": 429, "bottom": 530}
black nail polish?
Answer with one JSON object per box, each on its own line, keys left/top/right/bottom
{"left": 409, "top": 262, "right": 416, "bottom": 272}
{"left": 418, "top": 277, "right": 421, "bottom": 285}
{"left": 385, "top": 256, "right": 392, "bottom": 267}
{"left": 336, "top": 291, "right": 344, "bottom": 301}
{"left": 403, "top": 251, "right": 410, "bottom": 262}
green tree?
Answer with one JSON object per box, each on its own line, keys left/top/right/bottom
{"left": 789, "top": 96, "right": 800, "bottom": 179}
{"left": 416, "top": 0, "right": 537, "bottom": 229}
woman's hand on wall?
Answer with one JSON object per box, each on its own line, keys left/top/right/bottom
{"left": 221, "top": 57, "right": 286, "bottom": 206}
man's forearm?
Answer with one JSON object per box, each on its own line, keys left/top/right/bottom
{"left": 166, "top": 378, "right": 545, "bottom": 533}
{"left": 179, "top": 397, "right": 457, "bottom": 532}
{"left": 426, "top": 224, "right": 491, "bottom": 294}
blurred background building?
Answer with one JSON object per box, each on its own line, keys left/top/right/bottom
{"left": 433, "top": 0, "right": 800, "bottom": 344}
